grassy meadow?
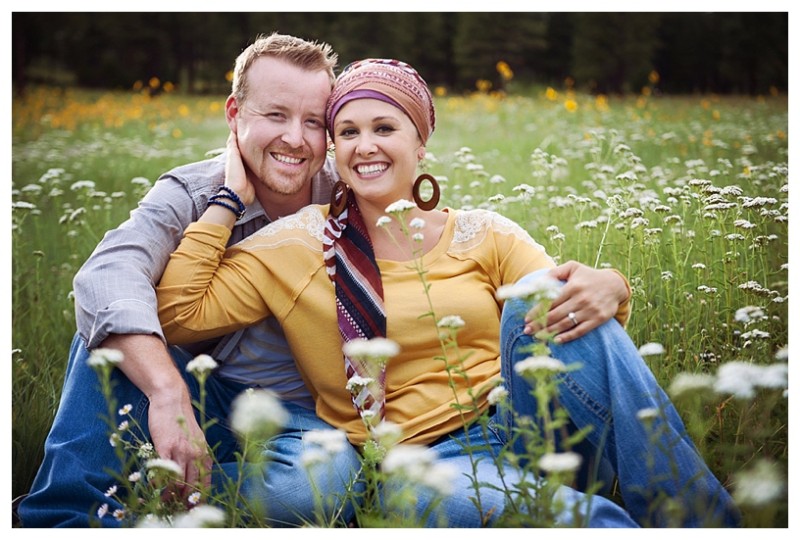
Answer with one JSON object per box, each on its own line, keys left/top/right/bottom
{"left": 11, "top": 82, "right": 788, "bottom": 526}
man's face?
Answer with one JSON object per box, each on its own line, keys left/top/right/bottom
{"left": 228, "top": 56, "right": 331, "bottom": 197}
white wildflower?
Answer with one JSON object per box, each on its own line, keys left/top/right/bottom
{"left": 668, "top": 372, "right": 716, "bottom": 399}
{"left": 714, "top": 361, "right": 788, "bottom": 400}
{"left": 371, "top": 420, "right": 403, "bottom": 449}
{"left": 70, "top": 180, "right": 96, "bottom": 191}
{"left": 186, "top": 354, "right": 218, "bottom": 374}
{"left": 734, "top": 306, "right": 766, "bottom": 324}
{"left": 173, "top": 505, "right": 227, "bottom": 528}
{"left": 343, "top": 337, "right": 400, "bottom": 360}
{"left": 138, "top": 442, "right": 155, "bottom": 459}
{"left": 383, "top": 445, "right": 458, "bottom": 496}
{"left": 775, "top": 346, "right": 788, "bottom": 361}
{"left": 145, "top": 458, "right": 184, "bottom": 478}
{"left": 412, "top": 232, "right": 424, "bottom": 242}
{"left": 409, "top": 217, "right": 426, "bottom": 229}
{"left": 136, "top": 514, "right": 171, "bottom": 528}
{"left": 740, "top": 196, "right": 777, "bottom": 208}
{"left": 188, "top": 491, "right": 202, "bottom": 505}
{"left": 303, "top": 429, "right": 348, "bottom": 455}
{"left": 487, "top": 385, "right": 509, "bottom": 406}
{"left": 128, "top": 471, "right": 141, "bottom": 483}
{"left": 12, "top": 201, "right": 37, "bottom": 210}
{"left": 376, "top": 216, "right": 392, "bottom": 227}
{"left": 87, "top": 348, "right": 124, "bottom": 367}
{"left": 385, "top": 199, "right": 417, "bottom": 214}
{"left": 131, "top": 177, "right": 152, "bottom": 188}
{"left": 97, "top": 503, "right": 109, "bottom": 519}
{"left": 538, "top": 452, "right": 582, "bottom": 474}
{"left": 512, "top": 183, "right": 536, "bottom": 195}
{"left": 637, "top": 408, "right": 660, "bottom": 423}
{"left": 346, "top": 375, "right": 375, "bottom": 394}
{"left": 741, "top": 329, "right": 770, "bottom": 340}
{"left": 118, "top": 404, "right": 133, "bottom": 416}
{"left": 496, "top": 275, "right": 561, "bottom": 301}
{"left": 104, "top": 485, "right": 118, "bottom": 498}
{"left": 437, "top": 315, "right": 465, "bottom": 329}
{"left": 638, "top": 342, "right": 665, "bottom": 356}
{"left": 300, "top": 447, "right": 329, "bottom": 468}
{"left": 692, "top": 263, "right": 706, "bottom": 270}
{"left": 514, "top": 356, "right": 566, "bottom": 377}
{"left": 733, "top": 460, "right": 786, "bottom": 508}
{"left": 230, "top": 389, "right": 288, "bottom": 439}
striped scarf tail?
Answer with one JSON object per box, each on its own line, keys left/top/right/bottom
{"left": 323, "top": 198, "right": 387, "bottom": 424}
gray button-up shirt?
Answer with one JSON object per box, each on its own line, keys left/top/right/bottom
{"left": 73, "top": 151, "right": 337, "bottom": 405}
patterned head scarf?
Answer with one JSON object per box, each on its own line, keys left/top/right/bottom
{"left": 323, "top": 59, "right": 435, "bottom": 431}
{"left": 326, "top": 58, "right": 435, "bottom": 144}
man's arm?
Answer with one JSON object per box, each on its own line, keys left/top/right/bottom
{"left": 101, "top": 334, "right": 210, "bottom": 495}
{"left": 72, "top": 166, "right": 220, "bottom": 494}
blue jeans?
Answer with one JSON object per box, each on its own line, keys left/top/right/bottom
{"left": 18, "top": 334, "right": 361, "bottom": 527}
{"left": 498, "top": 270, "right": 741, "bottom": 527}
{"left": 409, "top": 420, "right": 639, "bottom": 527}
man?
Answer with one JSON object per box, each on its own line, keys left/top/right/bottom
{"left": 18, "top": 33, "right": 360, "bottom": 528}
{"left": 18, "top": 32, "right": 630, "bottom": 528}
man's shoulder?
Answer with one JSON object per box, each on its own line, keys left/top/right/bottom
{"left": 159, "top": 151, "right": 226, "bottom": 190}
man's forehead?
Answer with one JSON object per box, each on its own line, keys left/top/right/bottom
{"left": 245, "top": 58, "right": 331, "bottom": 104}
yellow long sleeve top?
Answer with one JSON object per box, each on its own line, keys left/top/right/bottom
{"left": 157, "top": 205, "right": 630, "bottom": 446}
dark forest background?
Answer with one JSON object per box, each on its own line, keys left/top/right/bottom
{"left": 12, "top": 12, "right": 788, "bottom": 96}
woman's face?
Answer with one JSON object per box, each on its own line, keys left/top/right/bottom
{"left": 332, "top": 98, "right": 422, "bottom": 211}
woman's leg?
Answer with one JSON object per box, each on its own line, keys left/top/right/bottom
{"left": 408, "top": 420, "right": 637, "bottom": 527}
{"left": 499, "top": 270, "right": 741, "bottom": 527}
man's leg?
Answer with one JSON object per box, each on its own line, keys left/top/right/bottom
{"left": 18, "top": 334, "right": 151, "bottom": 527}
{"left": 19, "top": 334, "right": 362, "bottom": 527}
{"left": 499, "top": 270, "right": 741, "bottom": 527}
{"left": 208, "top": 398, "right": 363, "bottom": 527}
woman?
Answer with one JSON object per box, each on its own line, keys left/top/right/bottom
{"left": 157, "top": 59, "right": 738, "bottom": 527}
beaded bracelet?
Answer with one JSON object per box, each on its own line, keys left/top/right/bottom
{"left": 207, "top": 199, "right": 245, "bottom": 220}
{"left": 218, "top": 185, "right": 244, "bottom": 207}
{"left": 208, "top": 185, "right": 246, "bottom": 219}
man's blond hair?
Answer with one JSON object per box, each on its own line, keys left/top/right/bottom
{"left": 231, "top": 32, "right": 338, "bottom": 104}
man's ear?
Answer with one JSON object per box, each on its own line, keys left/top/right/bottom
{"left": 225, "top": 95, "right": 239, "bottom": 133}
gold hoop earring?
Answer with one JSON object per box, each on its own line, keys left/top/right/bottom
{"left": 330, "top": 180, "right": 349, "bottom": 217}
{"left": 413, "top": 174, "right": 440, "bottom": 211}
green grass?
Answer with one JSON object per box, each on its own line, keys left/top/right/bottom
{"left": 11, "top": 84, "right": 788, "bottom": 526}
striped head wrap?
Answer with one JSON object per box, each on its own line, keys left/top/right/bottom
{"left": 326, "top": 58, "right": 435, "bottom": 144}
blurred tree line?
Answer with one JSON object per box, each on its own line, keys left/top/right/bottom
{"left": 12, "top": 12, "right": 787, "bottom": 96}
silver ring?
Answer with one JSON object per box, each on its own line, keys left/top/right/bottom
{"left": 568, "top": 312, "right": 579, "bottom": 327}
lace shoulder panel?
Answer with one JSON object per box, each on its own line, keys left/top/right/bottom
{"left": 236, "top": 205, "right": 325, "bottom": 252}
{"left": 451, "top": 209, "right": 547, "bottom": 254}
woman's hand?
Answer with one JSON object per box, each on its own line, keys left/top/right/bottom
{"left": 225, "top": 132, "right": 255, "bottom": 206}
{"left": 524, "top": 261, "right": 630, "bottom": 343}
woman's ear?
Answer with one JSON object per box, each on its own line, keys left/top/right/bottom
{"left": 417, "top": 146, "right": 427, "bottom": 161}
